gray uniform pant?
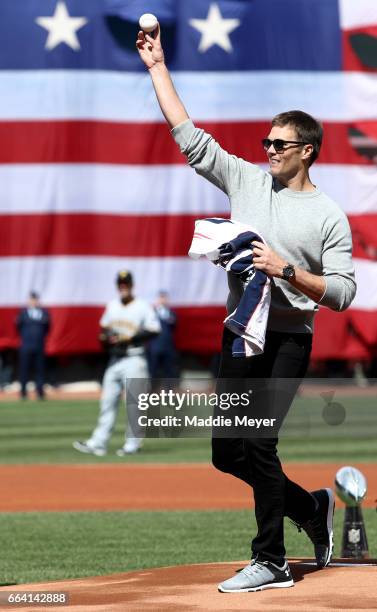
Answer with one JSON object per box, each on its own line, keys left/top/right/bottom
{"left": 89, "top": 355, "right": 149, "bottom": 449}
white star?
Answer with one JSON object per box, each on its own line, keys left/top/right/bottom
{"left": 189, "top": 3, "right": 240, "bottom": 53}
{"left": 35, "top": 1, "right": 88, "bottom": 51}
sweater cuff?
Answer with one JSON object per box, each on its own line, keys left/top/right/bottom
{"left": 318, "top": 275, "right": 342, "bottom": 311}
{"left": 171, "top": 119, "right": 196, "bottom": 151}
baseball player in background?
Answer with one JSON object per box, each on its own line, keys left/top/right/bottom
{"left": 73, "top": 270, "right": 161, "bottom": 456}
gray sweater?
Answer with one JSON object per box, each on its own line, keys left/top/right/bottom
{"left": 172, "top": 119, "right": 356, "bottom": 333}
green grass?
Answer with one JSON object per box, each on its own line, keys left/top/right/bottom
{"left": 0, "top": 509, "right": 375, "bottom": 585}
{"left": 0, "top": 399, "right": 211, "bottom": 463}
{"left": 0, "top": 398, "right": 376, "bottom": 464}
{"left": 0, "top": 398, "right": 375, "bottom": 586}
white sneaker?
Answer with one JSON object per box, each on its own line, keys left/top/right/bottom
{"left": 72, "top": 440, "right": 106, "bottom": 457}
{"left": 218, "top": 559, "right": 294, "bottom": 593}
{"left": 116, "top": 438, "right": 143, "bottom": 456}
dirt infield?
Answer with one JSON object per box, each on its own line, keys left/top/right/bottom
{"left": 1, "top": 559, "right": 376, "bottom": 612}
{"left": 1, "top": 463, "right": 376, "bottom": 512}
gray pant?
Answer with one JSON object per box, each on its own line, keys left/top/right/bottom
{"left": 89, "top": 355, "right": 149, "bottom": 449}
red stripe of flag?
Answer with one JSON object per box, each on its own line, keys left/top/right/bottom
{"left": 0, "top": 212, "right": 374, "bottom": 258}
{"left": 0, "top": 121, "right": 372, "bottom": 165}
{"left": 0, "top": 305, "right": 226, "bottom": 355}
{"left": 0, "top": 213, "right": 377, "bottom": 260}
{"left": 0, "top": 213, "right": 207, "bottom": 257}
{"left": 0, "top": 305, "right": 372, "bottom": 359}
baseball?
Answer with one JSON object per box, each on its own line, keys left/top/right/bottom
{"left": 139, "top": 13, "right": 158, "bottom": 33}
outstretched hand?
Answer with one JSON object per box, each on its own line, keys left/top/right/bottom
{"left": 136, "top": 24, "right": 164, "bottom": 69}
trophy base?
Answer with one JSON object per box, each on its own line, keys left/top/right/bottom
{"left": 341, "top": 505, "right": 369, "bottom": 559}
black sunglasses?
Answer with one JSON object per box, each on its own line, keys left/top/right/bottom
{"left": 262, "top": 138, "right": 309, "bottom": 153}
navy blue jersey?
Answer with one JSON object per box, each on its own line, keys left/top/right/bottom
{"left": 17, "top": 307, "right": 50, "bottom": 349}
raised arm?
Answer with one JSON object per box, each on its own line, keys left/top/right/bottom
{"left": 136, "top": 24, "right": 189, "bottom": 129}
{"left": 136, "top": 23, "right": 265, "bottom": 197}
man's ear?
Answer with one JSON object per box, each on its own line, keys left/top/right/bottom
{"left": 302, "top": 143, "right": 313, "bottom": 162}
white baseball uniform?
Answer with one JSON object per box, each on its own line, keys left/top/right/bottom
{"left": 88, "top": 297, "right": 161, "bottom": 451}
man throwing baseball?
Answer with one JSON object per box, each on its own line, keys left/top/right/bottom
{"left": 73, "top": 270, "right": 161, "bottom": 456}
{"left": 136, "top": 25, "right": 356, "bottom": 591}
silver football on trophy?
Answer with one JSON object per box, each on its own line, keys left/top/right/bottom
{"left": 335, "top": 466, "right": 367, "bottom": 507}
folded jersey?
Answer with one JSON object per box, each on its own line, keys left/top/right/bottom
{"left": 189, "top": 218, "right": 271, "bottom": 357}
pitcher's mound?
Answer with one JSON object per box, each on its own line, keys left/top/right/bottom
{"left": 1, "top": 558, "right": 376, "bottom": 611}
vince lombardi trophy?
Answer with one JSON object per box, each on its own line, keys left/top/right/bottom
{"left": 335, "top": 466, "right": 369, "bottom": 558}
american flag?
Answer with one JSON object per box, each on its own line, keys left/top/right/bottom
{"left": 0, "top": 0, "right": 376, "bottom": 359}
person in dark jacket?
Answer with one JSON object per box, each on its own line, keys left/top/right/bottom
{"left": 16, "top": 292, "right": 50, "bottom": 399}
{"left": 147, "top": 291, "right": 178, "bottom": 381}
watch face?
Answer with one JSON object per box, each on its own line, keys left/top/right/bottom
{"left": 283, "top": 265, "right": 295, "bottom": 279}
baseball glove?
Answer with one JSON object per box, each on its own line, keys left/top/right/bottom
{"left": 99, "top": 329, "right": 120, "bottom": 346}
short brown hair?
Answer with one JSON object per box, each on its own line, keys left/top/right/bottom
{"left": 271, "top": 110, "right": 323, "bottom": 166}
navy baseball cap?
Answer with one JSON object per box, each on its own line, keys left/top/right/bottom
{"left": 116, "top": 270, "right": 133, "bottom": 286}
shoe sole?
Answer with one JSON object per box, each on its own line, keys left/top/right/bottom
{"left": 322, "top": 487, "right": 335, "bottom": 568}
{"left": 218, "top": 580, "right": 294, "bottom": 593}
{"left": 72, "top": 443, "right": 106, "bottom": 457}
